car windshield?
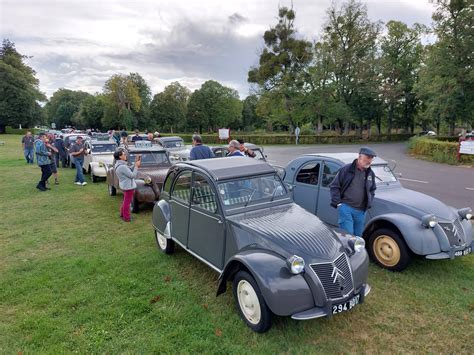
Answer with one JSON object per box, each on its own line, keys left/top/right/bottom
{"left": 217, "top": 174, "right": 287, "bottom": 209}
{"left": 252, "top": 149, "right": 265, "bottom": 161}
{"left": 372, "top": 165, "right": 397, "bottom": 183}
{"left": 162, "top": 140, "right": 184, "bottom": 149}
{"left": 92, "top": 143, "right": 116, "bottom": 153}
{"left": 129, "top": 151, "right": 169, "bottom": 165}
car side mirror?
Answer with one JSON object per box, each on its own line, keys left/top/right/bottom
{"left": 285, "top": 183, "right": 294, "bottom": 191}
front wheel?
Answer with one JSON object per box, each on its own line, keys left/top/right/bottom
{"left": 131, "top": 197, "right": 139, "bottom": 213}
{"left": 91, "top": 174, "right": 98, "bottom": 183}
{"left": 368, "top": 228, "right": 411, "bottom": 271}
{"left": 233, "top": 271, "right": 272, "bottom": 333}
{"left": 155, "top": 229, "right": 174, "bottom": 254}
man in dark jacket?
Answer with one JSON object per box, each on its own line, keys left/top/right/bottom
{"left": 34, "top": 133, "right": 52, "bottom": 191}
{"left": 329, "top": 147, "right": 377, "bottom": 237}
{"left": 55, "top": 135, "right": 67, "bottom": 167}
{"left": 189, "top": 134, "right": 214, "bottom": 160}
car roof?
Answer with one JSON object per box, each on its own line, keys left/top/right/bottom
{"left": 159, "top": 136, "right": 183, "bottom": 142}
{"left": 304, "top": 153, "right": 387, "bottom": 165}
{"left": 179, "top": 157, "right": 275, "bottom": 181}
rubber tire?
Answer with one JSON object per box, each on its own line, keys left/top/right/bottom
{"left": 108, "top": 184, "right": 116, "bottom": 196}
{"left": 131, "top": 197, "right": 139, "bottom": 213}
{"left": 232, "top": 270, "right": 272, "bottom": 333}
{"left": 92, "top": 174, "right": 97, "bottom": 183}
{"left": 155, "top": 229, "right": 174, "bottom": 254}
{"left": 368, "top": 228, "right": 411, "bottom": 272}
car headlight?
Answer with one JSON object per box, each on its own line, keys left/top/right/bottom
{"left": 458, "top": 207, "right": 473, "bottom": 220}
{"left": 287, "top": 255, "right": 305, "bottom": 274}
{"left": 421, "top": 214, "right": 437, "bottom": 228}
{"left": 348, "top": 237, "right": 365, "bottom": 253}
{"left": 98, "top": 161, "right": 104, "bottom": 167}
{"left": 144, "top": 176, "right": 152, "bottom": 185}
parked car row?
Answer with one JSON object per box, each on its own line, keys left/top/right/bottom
{"left": 86, "top": 137, "right": 472, "bottom": 332}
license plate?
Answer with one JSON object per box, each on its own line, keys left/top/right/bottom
{"left": 454, "top": 246, "right": 472, "bottom": 257}
{"left": 332, "top": 294, "right": 360, "bottom": 315}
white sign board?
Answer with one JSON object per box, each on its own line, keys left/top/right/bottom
{"left": 134, "top": 140, "right": 152, "bottom": 148}
{"left": 460, "top": 140, "right": 474, "bottom": 155}
{"left": 218, "top": 128, "right": 230, "bottom": 140}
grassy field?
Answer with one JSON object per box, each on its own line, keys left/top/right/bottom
{"left": 0, "top": 134, "right": 473, "bottom": 353}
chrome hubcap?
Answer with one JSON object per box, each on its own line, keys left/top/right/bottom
{"left": 156, "top": 231, "right": 167, "bottom": 250}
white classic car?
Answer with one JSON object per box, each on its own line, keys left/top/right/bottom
{"left": 83, "top": 140, "right": 117, "bottom": 182}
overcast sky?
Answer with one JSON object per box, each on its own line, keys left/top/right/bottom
{"left": 0, "top": 0, "right": 436, "bottom": 99}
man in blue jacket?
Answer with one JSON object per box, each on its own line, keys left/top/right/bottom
{"left": 34, "top": 133, "right": 53, "bottom": 191}
{"left": 189, "top": 134, "right": 214, "bottom": 160}
{"left": 329, "top": 147, "right": 377, "bottom": 237}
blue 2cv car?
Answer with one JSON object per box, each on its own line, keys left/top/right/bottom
{"left": 152, "top": 157, "right": 371, "bottom": 332}
{"left": 284, "top": 153, "right": 473, "bottom": 271}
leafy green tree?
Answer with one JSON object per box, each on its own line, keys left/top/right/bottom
{"left": 45, "top": 88, "right": 91, "bottom": 128}
{"left": 417, "top": 0, "right": 473, "bottom": 134}
{"left": 75, "top": 94, "right": 106, "bottom": 129}
{"left": 380, "top": 21, "right": 424, "bottom": 134}
{"left": 129, "top": 73, "right": 152, "bottom": 130}
{"left": 186, "top": 80, "right": 242, "bottom": 133}
{"left": 150, "top": 82, "right": 190, "bottom": 132}
{"left": 102, "top": 74, "right": 142, "bottom": 130}
{"left": 321, "top": 0, "right": 381, "bottom": 134}
{"left": 0, "top": 39, "right": 46, "bottom": 128}
{"left": 248, "top": 6, "right": 312, "bottom": 131}
{"left": 242, "top": 95, "right": 265, "bottom": 130}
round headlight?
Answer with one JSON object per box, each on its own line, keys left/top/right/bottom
{"left": 352, "top": 237, "right": 366, "bottom": 253}
{"left": 466, "top": 213, "right": 473, "bottom": 220}
{"left": 144, "top": 176, "right": 152, "bottom": 185}
{"left": 287, "top": 255, "right": 305, "bottom": 274}
{"left": 428, "top": 219, "right": 437, "bottom": 228}
{"left": 422, "top": 214, "right": 437, "bottom": 228}
{"left": 98, "top": 161, "right": 104, "bottom": 167}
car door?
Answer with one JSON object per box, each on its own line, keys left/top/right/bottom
{"left": 292, "top": 161, "right": 322, "bottom": 214}
{"left": 169, "top": 171, "right": 192, "bottom": 246}
{"left": 316, "top": 161, "right": 342, "bottom": 226}
{"left": 187, "top": 172, "right": 225, "bottom": 270}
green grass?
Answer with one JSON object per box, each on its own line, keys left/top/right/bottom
{"left": 1, "top": 134, "right": 473, "bottom": 353}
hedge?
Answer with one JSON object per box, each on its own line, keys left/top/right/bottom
{"left": 5, "top": 127, "right": 40, "bottom": 135}
{"left": 161, "top": 133, "right": 414, "bottom": 145}
{"left": 407, "top": 137, "right": 474, "bottom": 165}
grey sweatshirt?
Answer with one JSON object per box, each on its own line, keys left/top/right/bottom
{"left": 115, "top": 160, "right": 138, "bottom": 190}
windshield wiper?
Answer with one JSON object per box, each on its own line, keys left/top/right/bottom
{"left": 375, "top": 175, "right": 383, "bottom": 182}
{"left": 244, "top": 189, "right": 257, "bottom": 207}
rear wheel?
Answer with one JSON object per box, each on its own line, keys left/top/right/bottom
{"left": 155, "top": 229, "right": 174, "bottom": 254}
{"left": 368, "top": 228, "right": 410, "bottom": 271}
{"left": 233, "top": 271, "right": 272, "bottom": 333}
{"left": 108, "top": 184, "right": 116, "bottom": 196}
{"left": 91, "top": 174, "right": 98, "bottom": 183}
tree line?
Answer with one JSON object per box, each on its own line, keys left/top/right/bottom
{"left": 0, "top": 0, "right": 472, "bottom": 135}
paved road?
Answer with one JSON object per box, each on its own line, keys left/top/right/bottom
{"left": 264, "top": 142, "right": 474, "bottom": 209}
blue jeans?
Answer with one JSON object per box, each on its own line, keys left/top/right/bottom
{"left": 74, "top": 158, "right": 85, "bottom": 183}
{"left": 24, "top": 147, "right": 34, "bottom": 164}
{"left": 338, "top": 203, "right": 366, "bottom": 237}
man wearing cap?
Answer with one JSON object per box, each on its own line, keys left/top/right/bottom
{"left": 329, "top": 147, "right": 377, "bottom": 237}
{"left": 69, "top": 136, "right": 88, "bottom": 186}
{"left": 227, "top": 140, "right": 244, "bottom": 157}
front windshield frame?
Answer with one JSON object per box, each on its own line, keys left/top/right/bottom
{"left": 217, "top": 173, "right": 288, "bottom": 211}
{"left": 91, "top": 143, "right": 116, "bottom": 153}
{"left": 371, "top": 164, "right": 398, "bottom": 184}
{"left": 128, "top": 151, "right": 170, "bottom": 165}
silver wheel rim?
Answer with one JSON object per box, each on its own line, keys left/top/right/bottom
{"left": 156, "top": 230, "right": 167, "bottom": 250}
{"left": 237, "top": 280, "right": 261, "bottom": 325}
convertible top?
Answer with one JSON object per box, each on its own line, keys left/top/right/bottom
{"left": 180, "top": 157, "right": 275, "bottom": 181}
{"left": 304, "top": 153, "right": 387, "bottom": 165}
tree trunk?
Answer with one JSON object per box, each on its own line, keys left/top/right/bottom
{"left": 387, "top": 105, "right": 393, "bottom": 135}
{"left": 317, "top": 115, "right": 323, "bottom": 135}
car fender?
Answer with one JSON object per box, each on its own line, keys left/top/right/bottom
{"left": 365, "top": 213, "right": 441, "bottom": 255}
{"left": 152, "top": 199, "right": 170, "bottom": 234}
{"left": 90, "top": 162, "right": 106, "bottom": 176}
{"left": 217, "top": 249, "right": 314, "bottom": 316}
{"left": 135, "top": 182, "right": 158, "bottom": 203}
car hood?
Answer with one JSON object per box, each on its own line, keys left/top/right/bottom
{"left": 92, "top": 155, "right": 113, "bottom": 164}
{"left": 137, "top": 166, "right": 170, "bottom": 183}
{"left": 229, "top": 203, "right": 344, "bottom": 260}
{"left": 375, "top": 187, "right": 457, "bottom": 221}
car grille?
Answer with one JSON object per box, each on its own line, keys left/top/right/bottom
{"left": 439, "top": 219, "right": 465, "bottom": 246}
{"left": 310, "top": 254, "right": 354, "bottom": 300}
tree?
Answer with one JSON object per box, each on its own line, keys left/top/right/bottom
{"left": 242, "top": 95, "right": 265, "bottom": 130}
{"left": 150, "top": 82, "right": 190, "bottom": 132}
{"left": 380, "top": 21, "right": 424, "bottom": 134}
{"left": 187, "top": 80, "right": 242, "bottom": 133}
{"left": 321, "top": 0, "right": 381, "bottom": 134}
{"left": 248, "top": 6, "right": 313, "bottom": 131}
{"left": 102, "top": 74, "right": 142, "bottom": 130}
{"left": 76, "top": 94, "right": 106, "bottom": 129}
{"left": 129, "top": 73, "right": 152, "bottom": 130}
{"left": 45, "top": 88, "right": 91, "bottom": 128}
{"left": 417, "top": 0, "right": 473, "bottom": 134}
{"left": 0, "top": 39, "right": 46, "bottom": 128}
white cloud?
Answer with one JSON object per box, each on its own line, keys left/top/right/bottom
{"left": 1, "top": 0, "right": 436, "bottom": 98}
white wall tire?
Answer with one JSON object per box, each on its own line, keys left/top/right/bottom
{"left": 155, "top": 229, "right": 174, "bottom": 254}
{"left": 232, "top": 270, "right": 272, "bottom": 333}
